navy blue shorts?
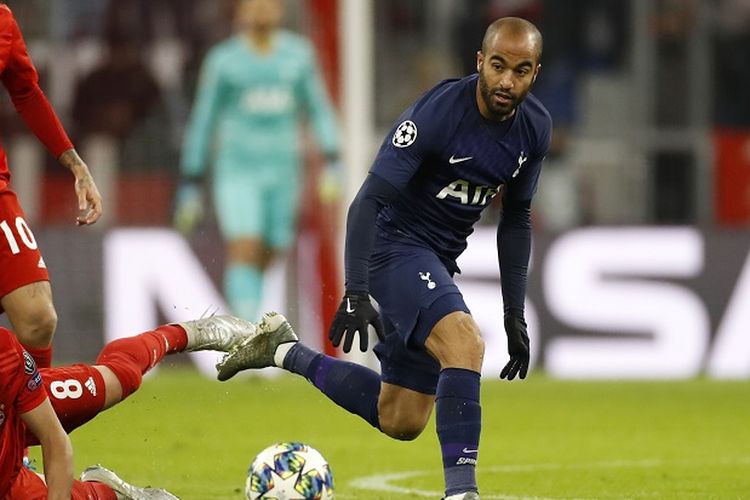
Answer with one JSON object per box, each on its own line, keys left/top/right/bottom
{"left": 369, "top": 229, "right": 470, "bottom": 395}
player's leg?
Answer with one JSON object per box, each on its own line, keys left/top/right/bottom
{"left": 424, "top": 311, "right": 484, "bottom": 499}
{"left": 217, "top": 312, "right": 385, "bottom": 431}
{"left": 0, "top": 190, "right": 57, "bottom": 368}
{"left": 96, "top": 317, "right": 257, "bottom": 408}
{"left": 366, "top": 240, "right": 481, "bottom": 498}
{"left": 2, "top": 281, "right": 57, "bottom": 368}
{"left": 7, "top": 465, "right": 116, "bottom": 500}
{"left": 214, "top": 175, "right": 270, "bottom": 322}
{"left": 216, "top": 315, "right": 437, "bottom": 440}
{"left": 79, "top": 465, "right": 178, "bottom": 499}
{"left": 26, "top": 318, "right": 256, "bottom": 445}
{"left": 226, "top": 237, "right": 272, "bottom": 320}
{"left": 8, "top": 461, "right": 175, "bottom": 500}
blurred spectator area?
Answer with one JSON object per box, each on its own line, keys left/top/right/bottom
{"left": 0, "top": 0, "right": 313, "bottom": 227}
{"left": 0, "top": 0, "right": 749, "bottom": 229}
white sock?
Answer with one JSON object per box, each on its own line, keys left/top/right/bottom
{"left": 273, "top": 341, "right": 296, "bottom": 368}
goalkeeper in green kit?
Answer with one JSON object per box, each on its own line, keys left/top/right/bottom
{"left": 176, "top": 0, "right": 341, "bottom": 321}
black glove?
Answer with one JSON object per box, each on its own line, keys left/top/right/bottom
{"left": 328, "top": 291, "right": 385, "bottom": 353}
{"left": 500, "top": 308, "right": 530, "bottom": 380}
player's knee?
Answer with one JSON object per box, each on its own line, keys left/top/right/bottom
{"left": 429, "top": 314, "right": 485, "bottom": 370}
{"left": 379, "top": 414, "right": 428, "bottom": 441}
{"left": 17, "top": 306, "right": 58, "bottom": 347}
{"left": 462, "top": 329, "right": 485, "bottom": 361}
{"left": 96, "top": 349, "right": 143, "bottom": 400}
{"left": 377, "top": 399, "right": 430, "bottom": 441}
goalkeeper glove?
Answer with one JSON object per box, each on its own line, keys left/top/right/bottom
{"left": 328, "top": 291, "right": 385, "bottom": 353}
{"left": 318, "top": 159, "right": 342, "bottom": 204}
{"left": 500, "top": 307, "right": 530, "bottom": 380}
{"left": 173, "top": 178, "right": 204, "bottom": 235}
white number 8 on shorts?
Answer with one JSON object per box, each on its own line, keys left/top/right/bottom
{"left": 50, "top": 379, "right": 83, "bottom": 400}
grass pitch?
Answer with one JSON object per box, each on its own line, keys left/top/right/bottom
{"left": 32, "top": 367, "right": 750, "bottom": 499}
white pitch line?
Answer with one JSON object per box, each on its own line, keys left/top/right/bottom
{"left": 348, "top": 457, "right": 750, "bottom": 499}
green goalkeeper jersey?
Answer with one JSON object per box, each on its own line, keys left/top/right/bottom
{"left": 181, "top": 31, "right": 339, "bottom": 181}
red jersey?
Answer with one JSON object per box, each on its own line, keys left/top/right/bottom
{"left": 0, "top": 4, "right": 73, "bottom": 191}
{"left": 0, "top": 327, "right": 47, "bottom": 498}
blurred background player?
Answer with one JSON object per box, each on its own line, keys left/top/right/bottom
{"left": 175, "top": 0, "right": 341, "bottom": 322}
{"left": 3, "top": 314, "right": 258, "bottom": 499}
{"left": 218, "top": 17, "right": 551, "bottom": 500}
{"left": 0, "top": 4, "right": 102, "bottom": 370}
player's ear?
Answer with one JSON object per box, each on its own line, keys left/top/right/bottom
{"left": 476, "top": 51, "right": 483, "bottom": 73}
{"left": 532, "top": 63, "right": 541, "bottom": 83}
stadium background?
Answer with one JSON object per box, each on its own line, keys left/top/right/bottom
{"left": 2, "top": 0, "right": 748, "bottom": 379}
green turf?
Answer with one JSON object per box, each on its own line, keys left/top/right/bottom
{"left": 31, "top": 367, "right": 750, "bottom": 499}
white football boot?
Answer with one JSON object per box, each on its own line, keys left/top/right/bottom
{"left": 216, "top": 312, "right": 298, "bottom": 381}
{"left": 80, "top": 465, "right": 179, "bottom": 500}
{"left": 444, "top": 492, "right": 480, "bottom": 500}
{"left": 179, "top": 315, "right": 258, "bottom": 352}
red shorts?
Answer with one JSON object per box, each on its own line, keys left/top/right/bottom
{"left": 0, "top": 189, "right": 49, "bottom": 303}
{"left": 5, "top": 466, "right": 47, "bottom": 499}
{"left": 6, "top": 465, "right": 115, "bottom": 499}
{"left": 25, "top": 364, "right": 107, "bottom": 446}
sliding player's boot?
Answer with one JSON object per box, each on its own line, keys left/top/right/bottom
{"left": 81, "top": 465, "right": 179, "bottom": 500}
{"left": 180, "top": 315, "right": 258, "bottom": 352}
{"left": 216, "top": 312, "right": 297, "bottom": 381}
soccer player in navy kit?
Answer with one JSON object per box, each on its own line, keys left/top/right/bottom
{"left": 217, "top": 17, "right": 551, "bottom": 499}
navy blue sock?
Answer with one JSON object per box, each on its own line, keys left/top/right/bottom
{"left": 436, "top": 368, "right": 481, "bottom": 496}
{"left": 283, "top": 343, "right": 381, "bottom": 429}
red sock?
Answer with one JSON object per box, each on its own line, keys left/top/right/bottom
{"left": 95, "top": 326, "right": 187, "bottom": 398}
{"left": 72, "top": 479, "right": 118, "bottom": 500}
{"left": 22, "top": 344, "right": 52, "bottom": 369}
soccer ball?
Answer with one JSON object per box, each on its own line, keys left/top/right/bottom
{"left": 246, "top": 442, "right": 334, "bottom": 499}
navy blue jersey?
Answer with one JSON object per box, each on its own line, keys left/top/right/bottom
{"left": 370, "top": 74, "right": 552, "bottom": 271}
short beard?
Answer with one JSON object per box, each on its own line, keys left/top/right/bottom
{"left": 478, "top": 70, "right": 524, "bottom": 121}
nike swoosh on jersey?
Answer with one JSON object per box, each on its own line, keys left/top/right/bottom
{"left": 448, "top": 155, "right": 473, "bottom": 164}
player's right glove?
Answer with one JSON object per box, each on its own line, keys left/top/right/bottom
{"left": 328, "top": 291, "right": 385, "bottom": 353}
{"left": 173, "top": 177, "right": 204, "bottom": 235}
{"left": 500, "top": 308, "right": 530, "bottom": 380}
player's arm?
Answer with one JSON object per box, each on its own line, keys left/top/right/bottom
{"left": 497, "top": 196, "right": 532, "bottom": 381}
{"left": 330, "top": 99, "right": 437, "bottom": 352}
{"left": 0, "top": 6, "right": 102, "bottom": 226}
{"left": 497, "top": 120, "right": 550, "bottom": 380}
{"left": 176, "top": 50, "right": 224, "bottom": 234}
{"left": 58, "top": 149, "right": 103, "bottom": 225}
{"left": 181, "top": 50, "right": 224, "bottom": 181}
{"left": 298, "top": 43, "right": 341, "bottom": 203}
{"left": 20, "top": 399, "right": 74, "bottom": 500}
{"left": 328, "top": 173, "right": 398, "bottom": 352}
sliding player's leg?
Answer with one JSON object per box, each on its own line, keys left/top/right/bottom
{"left": 79, "top": 464, "right": 178, "bottom": 499}
{"left": 27, "top": 317, "right": 257, "bottom": 445}
{"left": 8, "top": 460, "right": 177, "bottom": 499}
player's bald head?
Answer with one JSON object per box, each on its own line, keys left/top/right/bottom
{"left": 481, "top": 17, "right": 543, "bottom": 62}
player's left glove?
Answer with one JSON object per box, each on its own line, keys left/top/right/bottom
{"left": 328, "top": 291, "right": 385, "bottom": 353}
{"left": 500, "top": 308, "right": 530, "bottom": 380}
{"left": 318, "top": 159, "right": 342, "bottom": 204}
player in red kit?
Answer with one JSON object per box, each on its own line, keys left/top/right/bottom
{"left": 1, "top": 314, "right": 263, "bottom": 499}
{"left": 0, "top": 4, "right": 103, "bottom": 369}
